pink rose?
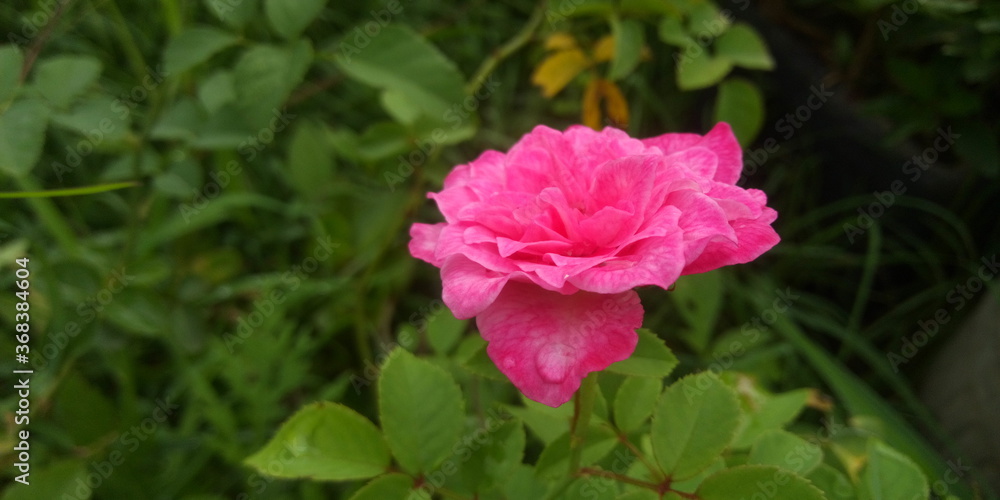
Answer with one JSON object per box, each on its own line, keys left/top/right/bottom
{"left": 410, "top": 123, "right": 779, "bottom": 406}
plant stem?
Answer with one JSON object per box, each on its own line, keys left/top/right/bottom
{"left": 576, "top": 467, "right": 661, "bottom": 491}
{"left": 568, "top": 372, "right": 598, "bottom": 473}
{"left": 465, "top": 1, "right": 547, "bottom": 95}
{"left": 617, "top": 430, "right": 665, "bottom": 482}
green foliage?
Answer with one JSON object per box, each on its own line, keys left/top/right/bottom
{"left": 606, "top": 329, "right": 678, "bottom": 377}
{"left": 0, "top": 0, "right": 992, "bottom": 499}
{"left": 244, "top": 402, "right": 391, "bottom": 481}
{"left": 651, "top": 373, "right": 740, "bottom": 479}
{"left": 378, "top": 348, "right": 465, "bottom": 474}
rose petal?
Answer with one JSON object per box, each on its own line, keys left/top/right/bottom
{"left": 682, "top": 207, "right": 780, "bottom": 275}
{"left": 642, "top": 122, "right": 742, "bottom": 185}
{"left": 566, "top": 232, "right": 685, "bottom": 293}
{"left": 441, "top": 255, "right": 512, "bottom": 319}
{"left": 477, "top": 282, "right": 643, "bottom": 407}
{"left": 409, "top": 223, "right": 444, "bottom": 266}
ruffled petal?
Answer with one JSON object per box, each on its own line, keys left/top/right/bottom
{"left": 682, "top": 207, "right": 780, "bottom": 275}
{"left": 441, "top": 255, "right": 511, "bottom": 319}
{"left": 477, "top": 282, "right": 643, "bottom": 407}
{"left": 566, "top": 232, "right": 685, "bottom": 293}
{"left": 409, "top": 223, "right": 445, "bottom": 266}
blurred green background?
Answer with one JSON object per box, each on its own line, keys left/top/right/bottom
{"left": 0, "top": 0, "right": 998, "bottom": 498}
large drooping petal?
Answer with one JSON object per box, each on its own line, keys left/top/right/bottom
{"left": 477, "top": 282, "right": 644, "bottom": 407}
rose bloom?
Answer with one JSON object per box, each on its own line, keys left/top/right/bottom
{"left": 410, "top": 123, "right": 779, "bottom": 406}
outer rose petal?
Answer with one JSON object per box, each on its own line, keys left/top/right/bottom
{"left": 642, "top": 122, "right": 743, "bottom": 185}
{"left": 682, "top": 207, "right": 780, "bottom": 275}
{"left": 409, "top": 223, "right": 444, "bottom": 266}
{"left": 441, "top": 255, "right": 511, "bottom": 319}
{"left": 477, "top": 282, "right": 643, "bottom": 407}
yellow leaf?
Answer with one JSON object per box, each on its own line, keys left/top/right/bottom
{"left": 532, "top": 48, "right": 590, "bottom": 98}
{"left": 592, "top": 35, "right": 615, "bottom": 63}
{"left": 581, "top": 78, "right": 630, "bottom": 130}
{"left": 602, "top": 79, "right": 629, "bottom": 129}
{"left": 545, "top": 32, "right": 579, "bottom": 51}
{"left": 582, "top": 78, "right": 602, "bottom": 129}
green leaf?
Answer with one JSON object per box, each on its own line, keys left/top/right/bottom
{"left": 234, "top": 40, "right": 313, "bottom": 125}
{"left": 458, "top": 336, "right": 507, "bottom": 381}
{"left": 670, "top": 271, "right": 723, "bottom": 352}
{"left": 503, "top": 464, "right": 550, "bottom": 500}
{"left": 651, "top": 372, "right": 740, "bottom": 479}
{"left": 348, "top": 473, "right": 415, "bottom": 500}
{"left": 607, "top": 329, "right": 678, "bottom": 378}
{"left": 0, "top": 98, "right": 49, "bottom": 177}
{"left": 687, "top": 3, "right": 730, "bottom": 36}
{"left": 859, "top": 440, "right": 929, "bottom": 500}
{"left": 676, "top": 50, "right": 732, "bottom": 91}
{"left": 715, "top": 23, "right": 774, "bottom": 70}
{"left": 52, "top": 374, "right": 118, "bottom": 445}
{"left": 204, "top": 0, "right": 259, "bottom": 28}
{"left": 31, "top": 55, "right": 102, "bottom": 108}
{"left": 609, "top": 18, "right": 644, "bottom": 81}
{"left": 806, "top": 464, "right": 855, "bottom": 500}
{"left": 264, "top": 0, "right": 327, "bottom": 39}
{"left": 748, "top": 430, "right": 823, "bottom": 476}
{"left": 750, "top": 279, "right": 971, "bottom": 497}
{"left": 244, "top": 402, "right": 391, "bottom": 481}
{"left": 697, "top": 465, "right": 825, "bottom": 500}
{"left": 450, "top": 419, "right": 525, "bottom": 495}
{"left": 287, "top": 120, "right": 335, "bottom": 202}
{"left": 357, "top": 121, "right": 410, "bottom": 162}
{"left": 426, "top": 308, "right": 467, "bottom": 355}
{"left": 714, "top": 78, "right": 765, "bottom": 147}
{"left": 51, "top": 94, "right": 131, "bottom": 146}
{"left": 163, "top": 26, "right": 239, "bottom": 75}
{"left": 535, "top": 425, "right": 618, "bottom": 479}
{"left": 613, "top": 376, "right": 661, "bottom": 432}
{"left": 733, "top": 389, "right": 810, "bottom": 448}
{"left": 334, "top": 25, "right": 465, "bottom": 125}
{"left": 503, "top": 401, "right": 567, "bottom": 445}
{"left": 616, "top": 491, "right": 659, "bottom": 500}
{"left": 197, "top": 70, "right": 237, "bottom": 113}
{"left": 0, "top": 45, "right": 24, "bottom": 104}
{"left": 658, "top": 17, "right": 692, "bottom": 46}
{"left": 379, "top": 348, "right": 465, "bottom": 474}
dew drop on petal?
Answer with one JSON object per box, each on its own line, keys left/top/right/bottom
{"left": 536, "top": 343, "right": 574, "bottom": 383}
